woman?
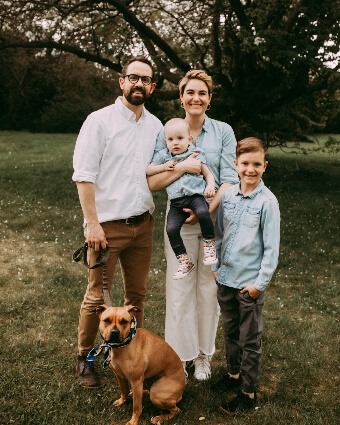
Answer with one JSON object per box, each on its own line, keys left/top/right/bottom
{"left": 148, "top": 70, "right": 238, "bottom": 380}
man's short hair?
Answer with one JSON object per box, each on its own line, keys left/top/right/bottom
{"left": 121, "top": 56, "right": 155, "bottom": 78}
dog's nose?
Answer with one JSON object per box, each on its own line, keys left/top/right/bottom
{"left": 110, "top": 328, "right": 120, "bottom": 342}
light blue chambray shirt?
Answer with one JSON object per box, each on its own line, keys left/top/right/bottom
{"left": 212, "top": 180, "right": 280, "bottom": 292}
{"left": 152, "top": 144, "right": 207, "bottom": 199}
{"left": 153, "top": 116, "right": 239, "bottom": 189}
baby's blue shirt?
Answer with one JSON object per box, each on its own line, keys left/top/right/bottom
{"left": 153, "top": 116, "right": 239, "bottom": 187}
{"left": 151, "top": 144, "right": 206, "bottom": 199}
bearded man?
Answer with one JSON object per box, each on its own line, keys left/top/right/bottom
{"left": 72, "top": 57, "right": 162, "bottom": 387}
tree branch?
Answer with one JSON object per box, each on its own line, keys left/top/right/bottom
{"left": 102, "top": 0, "right": 191, "bottom": 72}
{"left": 228, "top": 0, "right": 250, "bottom": 29}
{"left": 0, "top": 40, "right": 122, "bottom": 72}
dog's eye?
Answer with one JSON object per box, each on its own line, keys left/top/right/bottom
{"left": 104, "top": 318, "right": 111, "bottom": 324}
{"left": 120, "top": 319, "right": 128, "bottom": 325}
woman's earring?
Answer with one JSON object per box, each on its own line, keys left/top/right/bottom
{"left": 207, "top": 103, "right": 211, "bottom": 110}
{"left": 180, "top": 101, "right": 184, "bottom": 109}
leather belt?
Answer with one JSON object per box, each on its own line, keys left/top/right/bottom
{"left": 114, "top": 211, "right": 149, "bottom": 225}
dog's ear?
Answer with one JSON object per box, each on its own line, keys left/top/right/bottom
{"left": 127, "top": 305, "right": 141, "bottom": 317}
{"left": 95, "top": 305, "right": 108, "bottom": 317}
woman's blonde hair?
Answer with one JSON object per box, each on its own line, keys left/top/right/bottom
{"left": 178, "top": 70, "right": 213, "bottom": 95}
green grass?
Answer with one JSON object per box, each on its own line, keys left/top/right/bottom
{"left": 0, "top": 131, "right": 339, "bottom": 425}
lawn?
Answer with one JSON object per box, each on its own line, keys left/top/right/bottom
{"left": 0, "top": 131, "right": 339, "bottom": 425}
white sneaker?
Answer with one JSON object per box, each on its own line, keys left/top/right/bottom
{"left": 193, "top": 354, "right": 211, "bottom": 381}
{"left": 203, "top": 238, "right": 218, "bottom": 265}
{"left": 173, "top": 254, "right": 195, "bottom": 280}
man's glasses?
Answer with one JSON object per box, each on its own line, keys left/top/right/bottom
{"left": 124, "top": 74, "right": 153, "bottom": 86}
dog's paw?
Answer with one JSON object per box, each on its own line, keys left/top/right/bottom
{"left": 113, "top": 396, "right": 126, "bottom": 406}
{"left": 150, "top": 416, "right": 162, "bottom": 425}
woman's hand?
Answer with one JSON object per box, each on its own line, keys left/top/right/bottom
{"left": 177, "top": 153, "right": 201, "bottom": 174}
{"left": 183, "top": 208, "right": 198, "bottom": 225}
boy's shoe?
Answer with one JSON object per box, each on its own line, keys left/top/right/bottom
{"left": 203, "top": 238, "right": 218, "bottom": 265}
{"left": 193, "top": 354, "right": 211, "bottom": 381}
{"left": 173, "top": 254, "right": 195, "bottom": 280}
{"left": 211, "top": 373, "right": 242, "bottom": 393}
{"left": 219, "top": 390, "right": 257, "bottom": 415}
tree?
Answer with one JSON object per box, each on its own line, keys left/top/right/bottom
{"left": 0, "top": 0, "right": 338, "bottom": 140}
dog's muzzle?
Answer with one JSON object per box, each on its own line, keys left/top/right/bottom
{"left": 109, "top": 328, "right": 121, "bottom": 343}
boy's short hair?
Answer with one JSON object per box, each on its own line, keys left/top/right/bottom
{"left": 164, "top": 118, "right": 190, "bottom": 136}
{"left": 121, "top": 56, "right": 155, "bottom": 78}
{"left": 178, "top": 70, "right": 213, "bottom": 95}
{"left": 236, "top": 137, "right": 268, "bottom": 160}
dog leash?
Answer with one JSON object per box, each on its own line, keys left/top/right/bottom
{"left": 72, "top": 242, "right": 112, "bottom": 307}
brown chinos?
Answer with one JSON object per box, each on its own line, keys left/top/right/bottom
{"left": 78, "top": 213, "right": 154, "bottom": 356}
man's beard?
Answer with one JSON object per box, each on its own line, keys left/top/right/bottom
{"left": 124, "top": 87, "right": 148, "bottom": 106}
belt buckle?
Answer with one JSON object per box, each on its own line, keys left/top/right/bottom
{"left": 125, "top": 216, "right": 136, "bottom": 225}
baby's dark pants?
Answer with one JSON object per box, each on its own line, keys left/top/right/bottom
{"left": 166, "top": 194, "right": 215, "bottom": 257}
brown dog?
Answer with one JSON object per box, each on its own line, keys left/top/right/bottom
{"left": 95, "top": 305, "right": 185, "bottom": 425}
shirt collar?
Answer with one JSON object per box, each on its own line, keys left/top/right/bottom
{"left": 201, "top": 115, "right": 210, "bottom": 132}
{"left": 116, "top": 97, "right": 146, "bottom": 122}
{"left": 236, "top": 179, "right": 264, "bottom": 199}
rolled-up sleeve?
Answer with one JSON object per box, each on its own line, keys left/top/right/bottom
{"left": 253, "top": 198, "right": 280, "bottom": 291}
{"left": 72, "top": 114, "right": 106, "bottom": 183}
{"left": 154, "top": 129, "right": 166, "bottom": 152}
{"left": 219, "top": 124, "right": 239, "bottom": 185}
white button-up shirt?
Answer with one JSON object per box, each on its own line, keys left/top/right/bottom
{"left": 72, "top": 97, "right": 162, "bottom": 223}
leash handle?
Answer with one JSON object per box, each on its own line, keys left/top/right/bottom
{"left": 73, "top": 242, "right": 112, "bottom": 306}
{"left": 73, "top": 242, "right": 110, "bottom": 269}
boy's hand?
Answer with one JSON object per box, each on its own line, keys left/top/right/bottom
{"left": 163, "top": 160, "right": 176, "bottom": 171}
{"left": 204, "top": 186, "right": 216, "bottom": 198}
{"left": 240, "top": 285, "right": 261, "bottom": 299}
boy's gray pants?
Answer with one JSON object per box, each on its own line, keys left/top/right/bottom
{"left": 217, "top": 283, "right": 264, "bottom": 393}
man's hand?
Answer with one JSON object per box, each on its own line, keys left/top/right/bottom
{"left": 212, "top": 271, "right": 217, "bottom": 281}
{"left": 183, "top": 208, "right": 198, "bottom": 225}
{"left": 85, "top": 222, "right": 108, "bottom": 251}
{"left": 240, "top": 285, "right": 261, "bottom": 299}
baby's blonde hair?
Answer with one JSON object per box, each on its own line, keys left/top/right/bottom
{"left": 164, "top": 118, "right": 190, "bottom": 136}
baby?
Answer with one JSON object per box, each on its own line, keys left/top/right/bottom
{"left": 147, "top": 118, "right": 217, "bottom": 280}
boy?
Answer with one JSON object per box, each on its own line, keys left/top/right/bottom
{"left": 146, "top": 118, "right": 218, "bottom": 280}
{"left": 211, "top": 137, "right": 280, "bottom": 414}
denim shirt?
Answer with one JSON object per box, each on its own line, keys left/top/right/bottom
{"left": 153, "top": 116, "right": 239, "bottom": 189}
{"left": 152, "top": 145, "right": 207, "bottom": 199}
{"left": 212, "top": 180, "right": 280, "bottom": 291}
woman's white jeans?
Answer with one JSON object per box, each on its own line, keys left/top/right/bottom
{"left": 164, "top": 204, "right": 220, "bottom": 362}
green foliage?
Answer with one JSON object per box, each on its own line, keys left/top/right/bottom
{"left": 0, "top": 131, "right": 339, "bottom": 424}
{"left": 0, "top": 0, "right": 338, "bottom": 138}
{"left": 0, "top": 51, "right": 120, "bottom": 132}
